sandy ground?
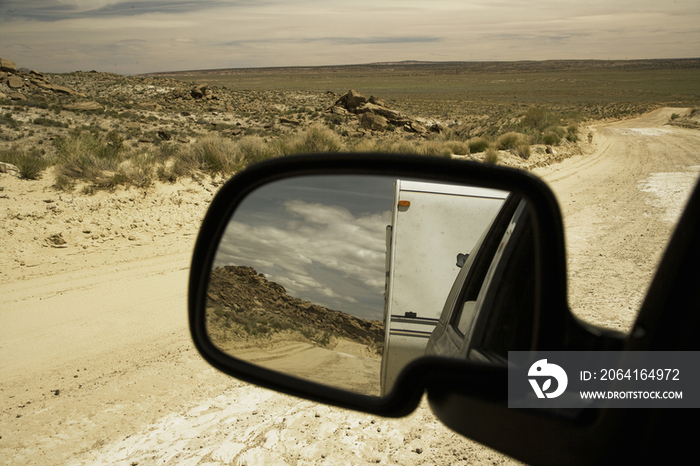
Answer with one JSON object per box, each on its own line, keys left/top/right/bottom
{"left": 2, "top": 108, "right": 700, "bottom": 465}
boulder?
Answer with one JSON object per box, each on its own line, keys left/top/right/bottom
{"left": 368, "top": 95, "right": 388, "bottom": 107}
{"left": 191, "top": 84, "right": 208, "bottom": 99}
{"left": 430, "top": 123, "right": 448, "bottom": 134}
{"left": 30, "top": 79, "right": 54, "bottom": 90}
{"left": 63, "top": 101, "right": 103, "bottom": 111}
{"left": 404, "top": 121, "right": 427, "bottom": 133}
{"left": 9, "top": 92, "right": 26, "bottom": 101}
{"left": 361, "top": 113, "right": 388, "bottom": 131}
{"left": 335, "top": 90, "right": 367, "bottom": 112}
{"left": 157, "top": 130, "right": 172, "bottom": 141}
{"left": 0, "top": 162, "right": 20, "bottom": 174}
{"left": 279, "top": 117, "right": 300, "bottom": 125}
{"left": 0, "top": 58, "right": 17, "bottom": 73}
{"left": 355, "top": 102, "right": 401, "bottom": 120}
{"left": 7, "top": 75, "right": 24, "bottom": 89}
{"left": 328, "top": 105, "right": 348, "bottom": 115}
{"left": 52, "top": 85, "right": 86, "bottom": 97}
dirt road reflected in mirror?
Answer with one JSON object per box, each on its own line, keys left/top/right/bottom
{"left": 207, "top": 265, "right": 383, "bottom": 395}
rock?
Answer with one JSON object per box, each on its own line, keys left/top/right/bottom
{"left": 335, "top": 89, "right": 367, "bottom": 112}
{"left": 405, "top": 121, "right": 427, "bottom": 133}
{"left": 0, "top": 162, "right": 20, "bottom": 174}
{"left": 63, "top": 101, "right": 103, "bottom": 111}
{"left": 430, "top": 123, "right": 448, "bottom": 133}
{"left": 368, "top": 95, "right": 387, "bottom": 107}
{"left": 138, "top": 102, "right": 161, "bottom": 111}
{"left": 46, "top": 233, "right": 67, "bottom": 247}
{"left": 328, "top": 105, "right": 348, "bottom": 115}
{"left": 361, "top": 113, "right": 388, "bottom": 131}
{"left": 0, "top": 58, "right": 17, "bottom": 73}
{"left": 7, "top": 75, "right": 24, "bottom": 89}
{"left": 279, "top": 117, "right": 300, "bottom": 125}
{"left": 157, "top": 130, "right": 172, "bottom": 141}
{"left": 191, "top": 84, "right": 208, "bottom": 99}
{"left": 0, "top": 92, "right": 6, "bottom": 100}
{"left": 30, "top": 79, "right": 54, "bottom": 90}
{"left": 51, "top": 85, "right": 86, "bottom": 97}
{"left": 29, "top": 70, "right": 43, "bottom": 77}
{"left": 176, "top": 136, "right": 190, "bottom": 143}
{"left": 9, "top": 92, "right": 26, "bottom": 101}
{"left": 138, "top": 137, "right": 153, "bottom": 144}
{"left": 355, "top": 102, "right": 401, "bottom": 120}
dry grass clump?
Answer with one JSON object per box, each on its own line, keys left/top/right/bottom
{"left": 0, "top": 146, "right": 51, "bottom": 180}
{"left": 54, "top": 132, "right": 122, "bottom": 182}
{"left": 467, "top": 137, "right": 490, "bottom": 153}
{"left": 484, "top": 147, "right": 499, "bottom": 164}
{"left": 280, "top": 125, "right": 343, "bottom": 155}
{"left": 443, "top": 140, "right": 470, "bottom": 156}
{"left": 172, "top": 136, "right": 242, "bottom": 176}
{"left": 515, "top": 143, "right": 531, "bottom": 159}
{"left": 497, "top": 132, "right": 528, "bottom": 150}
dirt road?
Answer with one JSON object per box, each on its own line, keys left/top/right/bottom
{"left": 535, "top": 108, "right": 700, "bottom": 331}
{"left": 2, "top": 109, "right": 699, "bottom": 465}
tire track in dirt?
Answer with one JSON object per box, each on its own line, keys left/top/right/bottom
{"left": 535, "top": 108, "right": 700, "bottom": 331}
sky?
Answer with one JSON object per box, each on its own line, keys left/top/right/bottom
{"left": 1, "top": 1, "right": 698, "bottom": 75}
{"left": 213, "top": 175, "right": 395, "bottom": 321}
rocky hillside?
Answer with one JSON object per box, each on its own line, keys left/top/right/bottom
{"left": 207, "top": 265, "right": 384, "bottom": 351}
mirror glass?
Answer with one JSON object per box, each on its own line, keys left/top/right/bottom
{"left": 206, "top": 175, "right": 529, "bottom": 397}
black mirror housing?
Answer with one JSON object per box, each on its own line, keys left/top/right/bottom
{"left": 188, "top": 152, "right": 584, "bottom": 417}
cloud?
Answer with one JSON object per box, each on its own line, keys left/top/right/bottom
{"left": 1, "top": 1, "right": 697, "bottom": 74}
{"left": 213, "top": 200, "right": 390, "bottom": 320}
{"left": 0, "top": 1, "right": 236, "bottom": 21}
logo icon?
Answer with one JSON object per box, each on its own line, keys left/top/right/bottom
{"left": 528, "top": 359, "right": 568, "bottom": 399}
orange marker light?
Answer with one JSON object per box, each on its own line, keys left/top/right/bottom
{"left": 398, "top": 200, "right": 411, "bottom": 207}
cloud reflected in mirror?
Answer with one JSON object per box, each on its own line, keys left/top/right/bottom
{"left": 207, "top": 176, "right": 395, "bottom": 396}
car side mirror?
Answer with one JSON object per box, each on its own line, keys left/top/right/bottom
{"left": 188, "top": 153, "right": 578, "bottom": 418}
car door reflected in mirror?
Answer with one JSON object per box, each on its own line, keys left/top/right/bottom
{"left": 204, "top": 174, "right": 517, "bottom": 397}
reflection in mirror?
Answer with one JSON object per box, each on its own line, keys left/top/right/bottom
{"left": 206, "top": 175, "right": 513, "bottom": 397}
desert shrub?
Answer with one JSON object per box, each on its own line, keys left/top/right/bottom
{"left": 53, "top": 173, "right": 75, "bottom": 191}
{"left": 497, "top": 132, "right": 526, "bottom": 150}
{"left": 33, "top": 117, "right": 67, "bottom": 128}
{"left": 237, "top": 136, "right": 276, "bottom": 165}
{"left": 484, "top": 147, "right": 499, "bottom": 164}
{"left": 421, "top": 140, "right": 452, "bottom": 157}
{"left": 54, "top": 132, "right": 122, "bottom": 181}
{"left": 112, "top": 153, "right": 155, "bottom": 188}
{"left": 468, "top": 137, "right": 490, "bottom": 153}
{"left": 281, "top": 125, "right": 343, "bottom": 155}
{"left": 515, "top": 143, "right": 531, "bottom": 159}
{"left": 444, "top": 140, "right": 470, "bottom": 156}
{"left": 671, "top": 113, "right": 680, "bottom": 120}
{"left": 0, "top": 147, "right": 51, "bottom": 179}
{"left": 522, "top": 107, "right": 561, "bottom": 132}
{"left": 547, "top": 125, "right": 566, "bottom": 138}
{"left": 1, "top": 113, "right": 20, "bottom": 129}
{"left": 174, "top": 135, "right": 241, "bottom": 176}
{"left": 542, "top": 132, "right": 560, "bottom": 145}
